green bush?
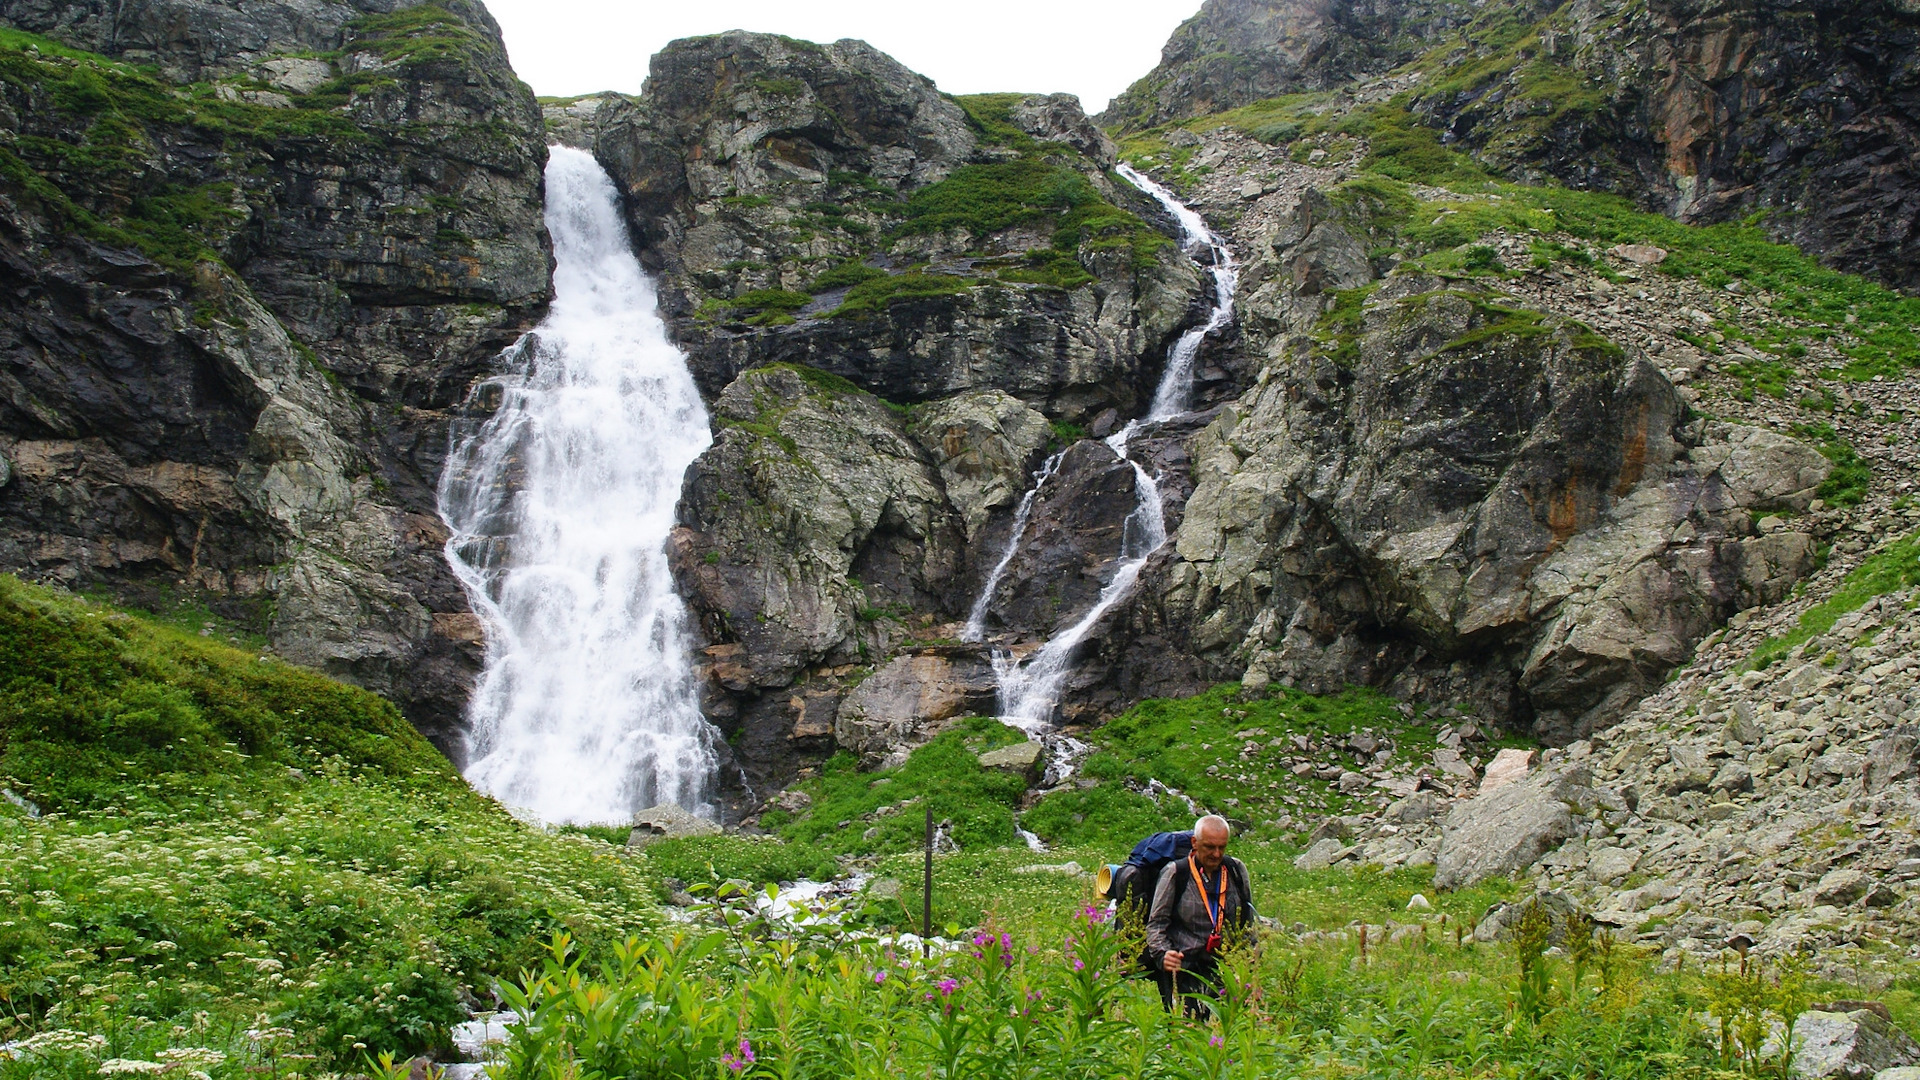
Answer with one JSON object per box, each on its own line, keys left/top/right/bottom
{"left": 1747, "top": 530, "right": 1920, "bottom": 670}
{"left": 808, "top": 260, "right": 888, "bottom": 292}
{"left": 1790, "top": 421, "right": 1872, "bottom": 507}
{"left": 0, "top": 576, "right": 663, "bottom": 1069}
{"left": 640, "top": 834, "right": 837, "bottom": 890}
{"left": 496, "top": 900, "right": 1738, "bottom": 1080}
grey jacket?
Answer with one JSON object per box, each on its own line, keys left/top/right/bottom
{"left": 1145, "top": 856, "right": 1256, "bottom": 963}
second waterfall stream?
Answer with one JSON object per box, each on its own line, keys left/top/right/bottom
{"left": 983, "top": 165, "right": 1239, "bottom": 728}
{"left": 438, "top": 147, "right": 722, "bottom": 824}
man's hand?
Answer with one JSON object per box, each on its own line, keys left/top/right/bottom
{"left": 1162, "top": 949, "right": 1184, "bottom": 973}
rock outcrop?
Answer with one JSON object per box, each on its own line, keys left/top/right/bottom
{"left": 1154, "top": 185, "right": 1828, "bottom": 741}
{"left": 0, "top": 0, "right": 548, "bottom": 754}
{"left": 588, "top": 31, "right": 1207, "bottom": 419}
{"left": 1100, "top": 0, "right": 1490, "bottom": 132}
{"left": 1107, "top": 0, "right": 1920, "bottom": 289}
{"left": 1424, "top": 0, "right": 1920, "bottom": 290}
{"left": 1789, "top": 1010, "right": 1920, "bottom": 1080}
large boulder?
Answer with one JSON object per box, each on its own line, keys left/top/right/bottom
{"left": 1791, "top": 1009, "right": 1920, "bottom": 1080}
{"left": 1434, "top": 765, "right": 1597, "bottom": 890}
{"left": 833, "top": 651, "right": 998, "bottom": 767}
{"left": 1862, "top": 725, "right": 1920, "bottom": 794}
{"left": 627, "top": 803, "right": 723, "bottom": 848}
{"left": 909, "top": 391, "right": 1053, "bottom": 544}
{"left": 977, "top": 741, "right": 1046, "bottom": 784}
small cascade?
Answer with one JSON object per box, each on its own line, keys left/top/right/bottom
{"left": 438, "top": 146, "right": 722, "bottom": 824}
{"left": 1117, "top": 162, "right": 1240, "bottom": 421}
{"left": 961, "top": 450, "right": 1066, "bottom": 643}
{"left": 994, "top": 427, "right": 1166, "bottom": 727}
{"left": 973, "top": 166, "right": 1239, "bottom": 732}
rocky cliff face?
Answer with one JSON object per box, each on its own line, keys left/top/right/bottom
{"left": 1419, "top": 0, "right": 1920, "bottom": 290}
{"left": 1101, "top": 0, "right": 1496, "bottom": 131}
{"left": 1065, "top": 128, "right": 1840, "bottom": 748}
{"left": 1108, "top": 0, "right": 1920, "bottom": 290}
{"left": 589, "top": 32, "right": 1212, "bottom": 421}
{"left": 0, "top": 0, "right": 548, "bottom": 754}
{"left": 546, "top": 32, "right": 1250, "bottom": 791}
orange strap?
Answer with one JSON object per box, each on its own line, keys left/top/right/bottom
{"left": 1187, "top": 855, "right": 1228, "bottom": 932}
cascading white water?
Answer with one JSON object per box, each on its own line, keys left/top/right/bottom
{"left": 961, "top": 450, "right": 1066, "bottom": 643}
{"left": 1119, "top": 162, "right": 1240, "bottom": 421}
{"left": 438, "top": 146, "right": 721, "bottom": 824}
{"left": 984, "top": 168, "right": 1238, "bottom": 729}
{"left": 993, "top": 429, "right": 1166, "bottom": 726}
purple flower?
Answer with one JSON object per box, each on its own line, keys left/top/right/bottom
{"left": 1071, "top": 958, "right": 1085, "bottom": 972}
{"left": 1209, "top": 1034, "right": 1224, "bottom": 1049}
{"left": 937, "top": 978, "right": 958, "bottom": 997}
{"left": 873, "top": 969, "right": 887, "bottom": 986}
{"left": 721, "top": 1037, "right": 755, "bottom": 1073}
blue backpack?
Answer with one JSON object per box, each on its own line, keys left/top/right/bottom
{"left": 1105, "top": 831, "right": 1192, "bottom": 915}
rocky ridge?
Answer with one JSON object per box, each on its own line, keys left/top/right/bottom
{"left": 1106, "top": 0, "right": 1920, "bottom": 291}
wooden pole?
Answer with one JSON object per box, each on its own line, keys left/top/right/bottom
{"left": 922, "top": 804, "right": 934, "bottom": 957}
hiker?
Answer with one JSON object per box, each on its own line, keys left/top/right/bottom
{"left": 1145, "top": 814, "right": 1256, "bottom": 1016}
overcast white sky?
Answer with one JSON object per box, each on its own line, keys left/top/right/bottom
{"left": 482, "top": 0, "right": 1199, "bottom": 115}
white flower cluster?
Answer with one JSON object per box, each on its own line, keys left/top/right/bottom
{"left": 97, "top": 1059, "right": 168, "bottom": 1075}
{"left": 0, "top": 1028, "right": 108, "bottom": 1060}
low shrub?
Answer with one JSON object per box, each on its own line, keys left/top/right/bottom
{"left": 829, "top": 272, "right": 976, "bottom": 318}
{"left": 491, "top": 896, "right": 1740, "bottom": 1080}
{"left": 774, "top": 718, "right": 1029, "bottom": 854}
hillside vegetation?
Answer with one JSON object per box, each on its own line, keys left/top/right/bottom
{"left": 0, "top": 577, "right": 660, "bottom": 1074}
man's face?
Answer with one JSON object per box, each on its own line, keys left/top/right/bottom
{"left": 1193, "top": 823, "right": 1229, "bottom": 870}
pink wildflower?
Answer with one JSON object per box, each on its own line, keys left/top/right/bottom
{"left": 721, "top": 1037, "right": 756, "bottom": 1073}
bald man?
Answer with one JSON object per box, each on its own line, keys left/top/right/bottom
{"left": 1145, "top": 815, "right": 1258, "bottom": 1016}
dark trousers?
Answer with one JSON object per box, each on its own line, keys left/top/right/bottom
{"left": 1154, "top": 958, "right": 1218, "bottom": 1018}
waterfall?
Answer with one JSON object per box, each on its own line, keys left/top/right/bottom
{"left": 961, "top": 450, "right": 1066, "bottom": 643}
{"left": 981, "top": 167, "right": 1238, "bottom": 730}
{"left": 1119, "top": 162, "right": 1240, "bottom": 421}
{"left": 438, "top": 146, "right": 721, "bottom": 825}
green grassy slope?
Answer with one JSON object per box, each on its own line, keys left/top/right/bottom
{"left": 0, "top": 576, "right": 659, "bottom": 1073}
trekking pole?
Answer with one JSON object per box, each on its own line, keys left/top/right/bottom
{"left": 922, "top": 804, "right": 934, "bottom": 958}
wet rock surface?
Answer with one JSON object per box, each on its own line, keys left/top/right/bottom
{"left": 1129, "top": 134, "right": 1830, "bottom": 743}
